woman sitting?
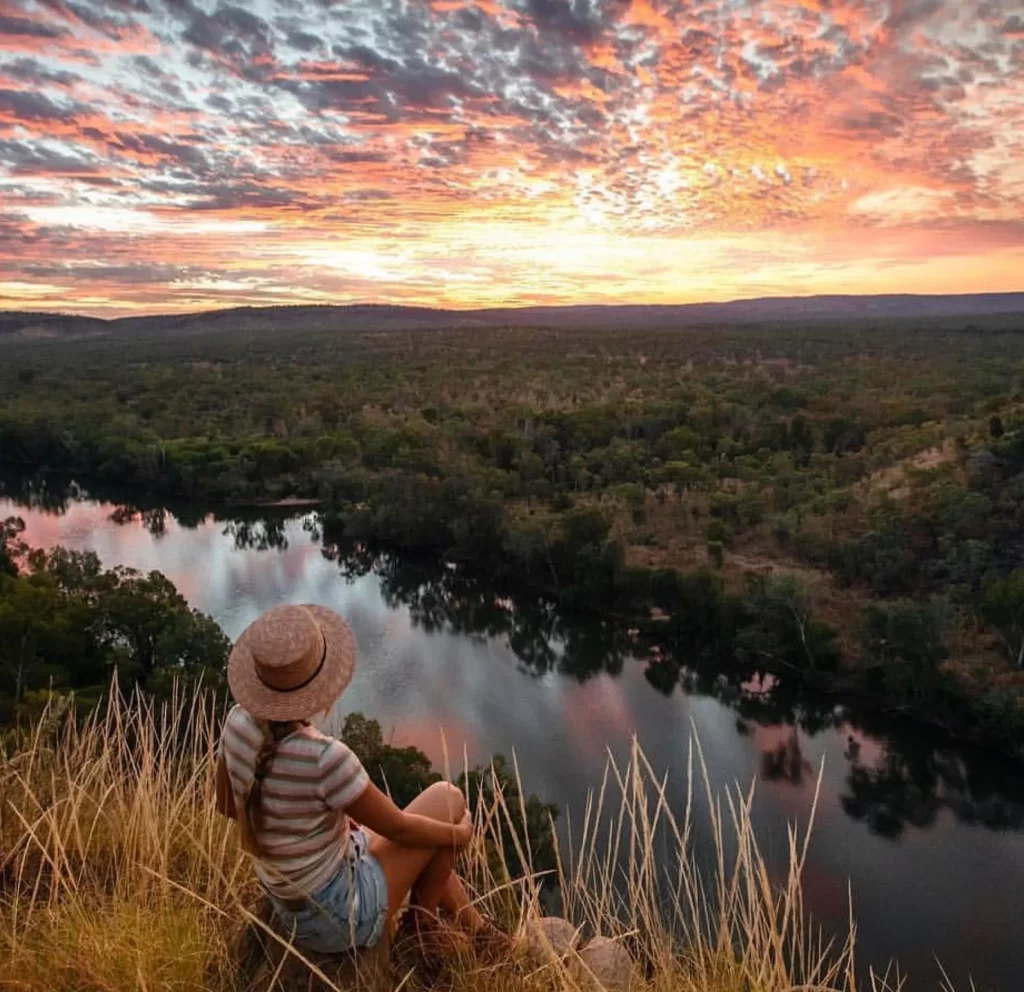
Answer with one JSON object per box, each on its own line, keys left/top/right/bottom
{"left": 214, "top": 603, "right": 505, "bottom": 955}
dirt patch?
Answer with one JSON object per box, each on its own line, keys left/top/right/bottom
{"left": 912, "top": 443, "right": 955, "bottom": 471}
{"left": 856, "top": 439, "right": 958, "bottom": 501}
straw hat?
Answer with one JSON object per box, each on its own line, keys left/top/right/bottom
{"left": 227, "top": 604, "right": 356, "bottom": 721}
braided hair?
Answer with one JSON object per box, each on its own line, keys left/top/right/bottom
{"left": 237, "top": 718, "right": 306, "bottom": 855}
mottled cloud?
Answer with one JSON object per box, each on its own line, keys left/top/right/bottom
{"left": 0, "top": 0, "right": 1022, "bottom": 314}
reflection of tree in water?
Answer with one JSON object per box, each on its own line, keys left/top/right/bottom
{"left": 647, "top": 654, "right": 839, "bottom": 736}
{"left": 221, "top": 518, "right": 289, "bottom": 552}
{"left": 104, "top": 498, "right": 293, "bottom": 551}
{"left": 323, "top": 538, "right": 1024, "bottom": 841}
{"left": 108, "top": 504, "right": 168, "bottom": 537}
{"left": 648, "top": 646, "right": 1024, "bottom": 839}
{"left": 761, "top": 728, "right": 813, "bottom": 787}
{"left": 0, "top": 473, "right": 78, "bottom": 514}
{"left": 101, "top": 490, "right": 297, "bottom": 552}
{"left": 2, "top": 474, "right": 218, "bottom": 528}
{"left": 839, "top": 733, "right": 1024, "bottom": 838}
{"left": 323, "top": 540, "right": 635, "bottom": 681}
{"left": 5, "top": 474, "right": 319, "bottom": 552}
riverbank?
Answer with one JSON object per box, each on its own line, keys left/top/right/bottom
{"left": 0, "top": 690, "right": 933, "bottom": 992}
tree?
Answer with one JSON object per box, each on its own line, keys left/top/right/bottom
{"left": 982, "top": 569, "right": 1024, "bottom": 668}
{"left": 503, "top": 516, "right": 554, "bottom": 580}
{"left": 1, "top": 516, "right": 26, "bottom": 576}
{"left": 788, "top": 415, "right": 815, "bottom": 465}
{"left": 0, "top": 538, "right": 230, "bottom": 712}
{"left": 662, "top": 460, "right": 699, "bottom": 500}
{"left": 77, "top": 566, "right": 229, "bottom": 686}
{"left": 567, "top": 454, "right": 589, "bottom": 492}
{"left": 612, "top": 482, "right": 646, "bottom": 523}
{"left": 707, "top": 540, "right": 724, "bottom": 568}
{"left": 823, "top": 417, "right": 867, "bottom": 455}
{"left": 861, "top": 599, "right": 948, "bottom": 702}
{"left": 655, "top": 426, "right": 703, "bottom": 462}
{"left": 705, "top": 520, "right": 733, "bottom": 549}
{"left": 651, "top": 568, "right": 739, "bottom": 663}
{"left": 0, "top": 573, "right": 69, "bottom": 706}
{"left": 741, "top": 573, "right": 840, "bottom": 672}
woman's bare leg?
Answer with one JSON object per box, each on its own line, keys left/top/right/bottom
{"left": 412, "top": 847, "right": 485, "bottom": 930}
{"left": 368, "top": 781, "right": 484, "bottom": 930}
{"left": 441, "top": 869, "right": 485, "bottom": 930}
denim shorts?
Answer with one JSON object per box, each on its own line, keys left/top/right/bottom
{"left": 268, "top": 829, "right": 389, "bottom": 953}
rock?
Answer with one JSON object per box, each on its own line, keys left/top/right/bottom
{"left": 230, "top": 897, "right": 391, "bottom": 991}
{"left": 520, "top": 918, "right": 635, "bottom": 992}
{"left": 578, "top": 935, "right": 636, "bottom": 992}
{"left": 519, "top": 915, "right": 582, "bottom": 967}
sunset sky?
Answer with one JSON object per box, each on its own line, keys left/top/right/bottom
{"left": 1, "top": 0, "right": 1022, "bottom": 315}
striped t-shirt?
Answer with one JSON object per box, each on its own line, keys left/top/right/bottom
{"left": 219, "top": 705, "right": 370, "bottom": 899}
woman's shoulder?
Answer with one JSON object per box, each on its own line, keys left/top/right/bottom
{"left": 223, "top": 704, "right": 259, "bottom": 740}
{"left": 298, "top": 723, "right": 356, "bottom": 758}
{"left": 293, "top": 726, "right": 366, "bottom": 779}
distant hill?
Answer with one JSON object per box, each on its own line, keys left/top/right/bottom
{"left": 0, "top": 310, "right": 111, "bottom": 339}
{"left": 2, "top": 293, "right": 1023, "bottom": 340}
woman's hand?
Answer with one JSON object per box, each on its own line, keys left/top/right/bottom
{"left": 452, "top": 810, "right": 474, "bottom": 850}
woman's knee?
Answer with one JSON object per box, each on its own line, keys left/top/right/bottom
{"left": 416, "top": 780, "right": 466, "bottom": 823}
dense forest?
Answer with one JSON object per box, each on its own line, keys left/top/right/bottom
{"left": 4, "top": 314, "right": 1024, "bottom": 756}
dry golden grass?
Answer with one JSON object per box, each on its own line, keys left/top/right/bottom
{"left": 0, "top": 686, "right": 947, "bottom": 992}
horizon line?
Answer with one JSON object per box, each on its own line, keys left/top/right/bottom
{"left": 5, "top": 288, "right": 1024, "bottom": 323}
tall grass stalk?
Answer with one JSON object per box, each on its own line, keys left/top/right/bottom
{"left": 2, "top": 686, "right": 925, "bottom": 991}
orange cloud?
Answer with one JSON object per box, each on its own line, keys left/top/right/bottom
{"left": 0, "top": 0, "right": 1021, "bottom": 315}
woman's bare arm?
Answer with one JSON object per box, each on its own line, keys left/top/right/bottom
{"left": 345, "top": 782, "right": 472, "bottom": 849}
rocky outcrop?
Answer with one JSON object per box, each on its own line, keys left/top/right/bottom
{"left": 521, "top": 915, "right": 636, "bottom": 992}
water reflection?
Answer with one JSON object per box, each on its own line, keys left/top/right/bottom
{"left": 760, "top": 727, "right": 813, "bottom": 787}
{"left": 0, "top": 473, "right": 80, "bottom": 513}
{"left": 324, "top": 541, "right": 634, "bottom": 681}
{"left": 221, "top": 518, "right": 291, "bottom": 552}
{"left": 842, "top": 740, "right": 1024, "bottom": 838}
{"left": 109, "top": 503, "right": 168, "bottom": 538}
{"left": 1, "top": 473, "right": 297, "bottom": 549}
{"left": 107, "top": 509, "right": 294, "bottom": 552}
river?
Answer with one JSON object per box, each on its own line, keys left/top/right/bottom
{"left": 3, "top": 487, "right": 1023, "bottom": 991}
